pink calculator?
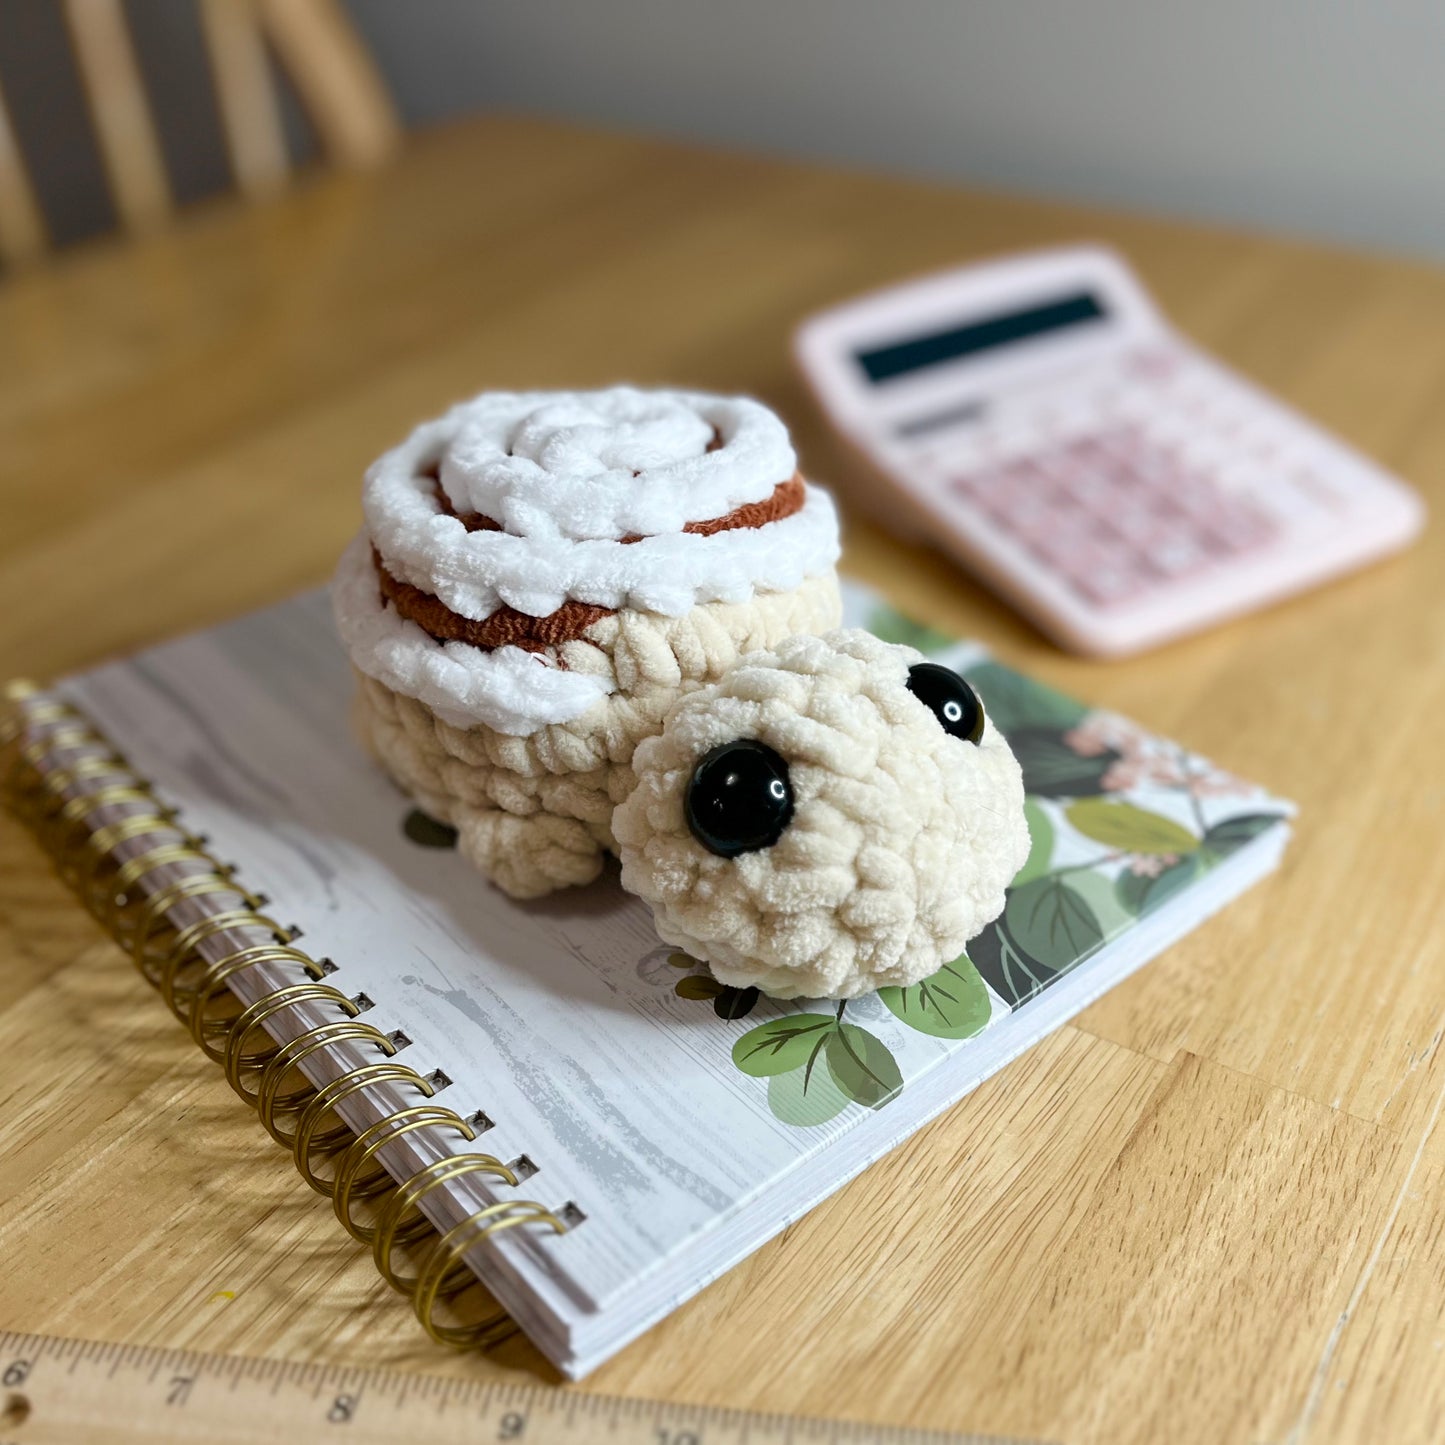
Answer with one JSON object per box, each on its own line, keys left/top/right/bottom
{"left": 795, "top": 246, "right": 1424, "bottom": 655}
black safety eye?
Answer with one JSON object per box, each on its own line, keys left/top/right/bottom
{"left": 906, "top": 663, "right": 985, "bottom": 744}
{"left": 685, "top": 740, "right": 794, "bottom": 858}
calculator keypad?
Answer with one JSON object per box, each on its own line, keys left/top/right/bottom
{"left": 947, "top": 423, "right": 1279, "bottom": 610}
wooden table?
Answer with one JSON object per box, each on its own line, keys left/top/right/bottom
{"left": 2, "top": 116, "right": 1442, "bottom": 1445}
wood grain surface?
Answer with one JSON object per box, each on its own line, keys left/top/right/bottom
{"left": 1, "top": 117, "right": 1442, "bottom": 1444}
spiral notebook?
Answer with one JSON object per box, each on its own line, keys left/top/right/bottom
{"left": 2, "top": 581, "right": 1293, "bottom": 1378}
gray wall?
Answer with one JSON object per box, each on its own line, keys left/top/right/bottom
{"left": 5, "top": 2, "right": 1441, "bottom": 259}
{"left": 347, "top": 0, "right": 1445, "bottom": 261}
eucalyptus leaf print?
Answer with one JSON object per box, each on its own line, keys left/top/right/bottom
{"left": 732, "top": 1015, "right": 837, "bottom": 1077}
{"left": 642, "top": 596, "right": 1291, "bottom": 1127}
{"left": 1112, "top": 812, "right": 1279, "bottom": 917}
{"left": 1004, "top": 874, "right": 1106, "bottom": 971}
{"left": 712, "top": 986, "right": 760, "bottom": 1021}
{"left": 1065, "top": 867, "right": 1134, "bottom": 941}
{"left": 866, "top": 604, "right": 956, "bottom": 657}
{"left": 731, "top": 1006, "right": 905, "bottom": 1125}
{"left": 967, "top": 919, "right": 1053, "bottom": 1011}
{"left": 972, "top": 867, "right": 1138, "bottom": 1005}
{"left": 1202, "top": 813, "right": 1281, "bottom": 857}
{"left": 767, "top": 1064, "right": 850, "bottom": 1127}
{"left": 825, "top": 1024, "right": 903, "bottom": 1108}
{"left": 1116, "top": 853, "right": 1202, "bottom": 917}
{"left": 965, "top": 660, "right": 1089, "bottom": 735}
{"left": 664, "top": 956, "right": 761, "bottom": 1019}
{"left": 880, "top": 955, "right": 992, "bottom": 1040}
{"left": 1009, "top": 729, "right": 1122, "bottom": 797}
{"left": 1064, "top": 799, "right": 1200, "bottom": 856}
{"left": 674, "top": 975, "right": 724, "bottom": 1001}
{"left": 1014, "top": 797, "right": 1055, "bottom": 886}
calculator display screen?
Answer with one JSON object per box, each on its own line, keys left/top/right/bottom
{"left": 855, "top": 291, "right": 1107, "bottom": 383}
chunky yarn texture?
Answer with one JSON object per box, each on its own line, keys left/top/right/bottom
{"left": 614, "top": 631, "right": 1029, "bottom": 999}
{"left": 335, "top": 385, "right": 1027, "bottom": 998}
{"left": 352, "top": 575, "right": 844, "bottom": 899}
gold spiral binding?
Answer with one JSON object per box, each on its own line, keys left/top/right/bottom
{"left": 332, "top": 1106, "right": 483, "bottom": 1244}
{"left": 16, "top": 707, "right": 86, "bottom": 740}
{"left": 12, "top": 753, "right": 126, "bottom": 828}
{"left": 18, "top": 724, "right": 100, "bottom": 771}
{"left": 224, "top": 983, "right": 362, "bottom": 1099}
{"left": 128, "top": 874, "right": 260, "bottom": 981}
{"left": 373, "top": 1153, "right": 525, "bottom": 1295}
{"left": 1, "top": 689, "right": 76, "bottom": 745}
{"left": 95, "top": 841, "right": 217, "bottom": 926}
{"left": 3, "top": 685, "right": 577, "bottom": 1357}
{"left": 82, "top": 810, "right": 187, "bottom": 862}
{"left": 188, "top": 944, "right": 321, "bottom": 1061}
{"left": 4, "top": 717, "right": 94, "bottom": 805}
{"left": 33, "top": 752, "right": 130, "bottom": 800}
{"left": 26, "top": 700, "right": 80, "bottom": 723}
{"left": 414, "top": 1200, "right": 567, "bottom": 1348}
{"left": 157, "top": 909, "right": 288, "bottom": 1020}
{"left": 253, "top": 1019, "right": 397, "bottom": 1145}
{"left": 291, "top": 1063, "right": 436, "bottom": 1195}
{"left": 42, "top": 783, "right": 158, "bottom": 854}
{"left": 69, "top": 815, "right": 195, "bottom": 899}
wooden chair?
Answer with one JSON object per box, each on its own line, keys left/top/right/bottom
{"left": 0, "top": 0, "right": 401, "bottom": 265}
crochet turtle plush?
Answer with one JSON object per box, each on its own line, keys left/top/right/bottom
{"left": 334, "top": 386, "right": 1028, "bottom": 998}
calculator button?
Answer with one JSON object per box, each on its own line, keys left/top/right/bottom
{"left": 1286, "top": 468, "right": 1349, "bottom": 512}
{"left": 1073, "top": 565, "right": 1152, "bottom": 608}
{"left": 1125, "top": 346, "right": 1183, "bottom": 383}
{"left": 1027, "top": 528, "right": 1092, "bottom": 570}
{"left": 949, "top": 466, "right": 1008, "bottom": 503}
{"left": 947, "top": 471, "right": 987, "bottom": 503}
{"left": 943, "top": 415, "right": 1287, "bottom": 613}
{"left": 1063, "top": 472, "right": 1117, "bottom": 510}
{"left": 979, "top": 424, "right": 1036, "bottom": 462}
{"left": 1246, "top": 476, "right": 1319, "bottom": 524}
{"left": 1109, "top": 507, "right": 1165, "bottom": 546}
{"left": 999, "top": 497, "right": 1055, "bottom": 538}
{"left": 1150, "top": 537, "right": 1212, "bottom": 578}
{"left": 1203, "top": 504, "right": 1276, "bottom": 553}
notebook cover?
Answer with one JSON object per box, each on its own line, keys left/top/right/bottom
{"left": 45, "top": 580, "right": 1293, "bottom": 1370}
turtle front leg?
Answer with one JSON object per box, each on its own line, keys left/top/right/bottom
{"left": 452, "top": 804, "right": 609, "bottom": 899}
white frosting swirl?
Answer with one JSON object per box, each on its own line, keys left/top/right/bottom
{"left": 362, "top": 388, "right": 837, "bottom": 621}
{"left": 432, "top": 386, "right": 794, "bottom": 541}
{"left": 337, "top": 387, "right": 843, "bottom": 732}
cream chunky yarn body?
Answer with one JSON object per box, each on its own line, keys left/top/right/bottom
{"left": 349, "top": 575, "right": 842, "bottom": 899}
{"left": 335, "top": 387, "right": 1028, "bottom": 999}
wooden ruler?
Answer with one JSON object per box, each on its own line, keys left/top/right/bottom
{"left": 0, "top": 1330, "right": 1034, "bottom": 1445}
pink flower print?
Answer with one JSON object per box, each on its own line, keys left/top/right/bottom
{"left": 1066, "top": 712, "right": 1159, "bottom": 763}
{"left": 1128, "top": 853, "right": 1179, "bottom": 877}
{"left": 1068, "top": 710, "right": 1258, "bottom": 804}
{"left": 1064, "top": 720, "right": 1112, "bottom": 757}
{"left": 1101, "top": 758, "right": 1145, "bottom": 792}
{"left": 1187, "top": 768, "right": 1254, "bottom": 798}
{"left": 1138, "top": 755, "right": 1189, "bottom": 789}
{"left": 1063, "top": 712, "right": 1150, "bottom": 758}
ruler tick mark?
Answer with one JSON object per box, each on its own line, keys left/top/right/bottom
{"left": 0, "top": 1328, "right": 1046, "bottom": 1444}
